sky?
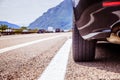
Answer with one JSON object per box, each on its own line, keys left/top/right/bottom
{"left": 0, "top": 0, "right": 63, "bottom": 26}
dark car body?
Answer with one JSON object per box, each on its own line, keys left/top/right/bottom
{"left": 72, "top": 0, "right": 120, "bottom": 62}
{"left": 37, "top": 29, "right": 46, "bottom": 33}
{"left": 55, "top": 28, "right": 61, "bottom": 32}
{"left": 73, "top": 0, "right": 120, "bottom": 40}
{"left": 0, "top": 32, "right": 1, "bottom": 37}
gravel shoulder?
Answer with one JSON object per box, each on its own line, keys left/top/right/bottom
{"left": 0, "top": 36, "right": 67, "bottom": 80}
{"left": 65, "top": 43, "right": 120, "bottom": 80}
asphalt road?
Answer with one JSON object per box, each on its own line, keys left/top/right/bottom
{"left": 0, "top": 33, "right": 120, "bottom": 80}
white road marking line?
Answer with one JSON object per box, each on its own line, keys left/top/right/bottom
{"left": 0, "top": 35, "right": 63, "bottom": 54}
{"left": 38, "top": 39, "right": 72, "bottom": 80}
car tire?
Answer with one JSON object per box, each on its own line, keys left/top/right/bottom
{"left": 72, "top": 25, "right": 96, "bottom": 62}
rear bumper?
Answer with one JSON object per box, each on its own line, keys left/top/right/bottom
{"left": 82, "top": 29, "right": 111, "bottom": 40}
{"left": 74, "top": 3, "right": 120, "bottom": 40}
{"left": 82, "top": 29, "right": 120, "bottom": 45}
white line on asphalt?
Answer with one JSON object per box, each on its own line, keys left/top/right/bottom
{"left": 38, "top": 39, "right": 72, "bottom": 80}
{"left": 0, "top": 35, "right": 63, "bottom": 54}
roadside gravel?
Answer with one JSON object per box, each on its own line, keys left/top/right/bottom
{"left": 0, "top": 36, "right": 67, "bottom": 80}
{"left": 65, "top": 43, "right": 120, "bottom": 80}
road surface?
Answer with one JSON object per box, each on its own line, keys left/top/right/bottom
{"left": 0, "top": 33, "right": 120, "bottom": 80}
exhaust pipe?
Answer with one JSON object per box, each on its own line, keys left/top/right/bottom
{"left": 107, "top": 23, "right": 120, "bottom": 44}
{"left": 116, "top": 30, "right": 120, "bottom": 37}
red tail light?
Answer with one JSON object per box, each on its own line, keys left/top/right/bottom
{"left": 103, "top": 1, "right": 120, "bottom": 7}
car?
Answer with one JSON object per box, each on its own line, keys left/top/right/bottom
{"left": 72, "top": 0, "right": 120, "bottom": 62}
{"left": 0, "top": 32, "right": 1, "bottom": 37}
{"left": 47, "top": 27, "right": 54, "bottom": 33}
{"left": 55, "top": 28, "right": 61, "bottom": 32}
{"left": 37, "top": 29, "right": 46, "bottom": 33}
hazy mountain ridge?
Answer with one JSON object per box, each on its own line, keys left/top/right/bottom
{"left": 0, "top": 21, "right": 20, "bottom": 29}
{"left": 29, "top": 0, "right": 73, "bottom": 30}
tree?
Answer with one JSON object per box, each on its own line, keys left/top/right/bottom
{"left": 0, "top": 24, "right": 8, "bottom": 32}
{"left": 20, "top": 26, "right": 27, "bottom": 30}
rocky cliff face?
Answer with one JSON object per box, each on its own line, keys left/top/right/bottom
{"left": 28, "top": 0, "right": 73, "bottom": 30}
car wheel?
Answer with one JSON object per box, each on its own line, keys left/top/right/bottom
{"left": 72, "top": 25, "right": 96, "bottom": 62}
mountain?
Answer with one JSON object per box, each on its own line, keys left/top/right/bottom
{"left": 29, "top": 0, "right": 73, "bottom": 30}
{"left": 0, "top": 21, "right": 20, "bottom": 29}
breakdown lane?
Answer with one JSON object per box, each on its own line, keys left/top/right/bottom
{"left": 0, "top": 35, "right": 63, "bottom": 54}
{"left": 0, "top": 36, "right": 68, "bottom": 80}
{"left": 0, "top": 33, "right": 71, "bottom": 49}
{"left": 38, "top": 39, "right": 72, "bottom": 80}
